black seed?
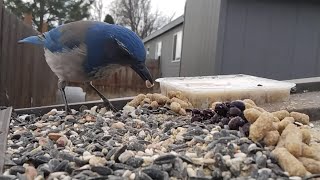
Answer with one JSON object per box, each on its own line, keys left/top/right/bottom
{"left": 74, "top": 148, "right": 86, "bottom": 155}
{"left": 256, "top": 154, "right": 267, "bottom": 168}
{"left": 30, "top": 155, "right": 50, "bottom": 167}
{"left": 178, "top": 155, "right": 193, "bottom": 164}
{"left": 142, "top": 168, "right": 169, "bottom": 180}
{"left": 127, "top": 141, "right": 145, "bottom": 152}
{"left": 212, "top": 168, "right": 223, "bottom": 180}
{"left": 115, "top": 112, "right": 122, "bottom": 117}
{"left": 113, "top": 145, "right": 127, "bottom": 163}
{"left": 154, "top": 154, "right": 177, "bottom": 165}
{"left": 27, "top": 124, "right": 38, "bottom": 131}
{"left": 125, "top": 157, "right": 144, "bottom": 168}
{"left": 106, "top": 148, "right": 119, "bottom": 160}
{"left": 53, "top": 160, "right": 70, "bottom": 172}
{"left": 101, "top": 135, "right": 112, "bottom": 141}
{"left": 135, "top": 172, "right": 153, "bottom": 180}
{"left": 11, "top": 134, "right": 21, "bottom": 140}
{"left": 48, "top": 159, "right": 60, "bottom": 169}
{"left": 111, "top": 163, "right": 134, "bottom": 171}
{"left": 218, "top": 122, "right": 224, "bottom": 128}
{"left": 37, "top": 164, "right": 52, "bottom": 176}
{"left": 91, "top": 166, "right": 113, "bottom": 176}
{"left": 214, "top": 153, "right": 228, "bottom": 171}
{"left": 9, "top": 166, "right": 25, "bottom": 175}
{"left": 13, "top": 156, "right": 28, "bottom": 165}
{"left": 189, "top": 177, "right": 212, "bottom": 180}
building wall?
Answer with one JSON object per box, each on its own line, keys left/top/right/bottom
{"left": 145, "top": 24, "right": 184, "bottom": 77}
{"left": 217, "top": 0, "right": 320, "bottom": 80}
{"left": 179, "top": 0, "right": 223, "bottom": 77}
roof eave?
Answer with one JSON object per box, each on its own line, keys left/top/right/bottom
{"left": 143, "top": 15, "right": 184, "bottom": 43}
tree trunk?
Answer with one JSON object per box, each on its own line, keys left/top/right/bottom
{"left": 39, "top": 0, "right": 44, "bottom": 32}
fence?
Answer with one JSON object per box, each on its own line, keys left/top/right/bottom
{"left": 0, "top": 2, "right": 58, "bottom": 109}
{"left": 69, "top": 60, "right": 161, "bottom": 102}
{"left": 0, "top": 2, "right": 161, "bottom": 108}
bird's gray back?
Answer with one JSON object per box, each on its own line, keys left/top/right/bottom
{"left": 57, "top": 21, "right": 99, "bottom": 45}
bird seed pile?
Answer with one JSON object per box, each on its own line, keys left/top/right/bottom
{"left": 2, "top": 91, "right": 320, "bottom": 180}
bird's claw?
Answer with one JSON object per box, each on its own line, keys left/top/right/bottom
{"left": 102, "top": 100, "right": 118, "bottom": 112}
{"left": 65, "top": 105, "right": 72, "bottom": 115}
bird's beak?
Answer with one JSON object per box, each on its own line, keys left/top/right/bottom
{"left": 18, "top": 36, "right": 44, "bottom": 45}
{"left": 131, "top": 62, "right": 154, "bottom": 88}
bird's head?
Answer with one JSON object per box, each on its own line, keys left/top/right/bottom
{"left": 111, "top": 25, "right": 154, "bottom": 88}
{"left": 130, "top": 61, "right": 154, "bottom": 88}
{"left": 18, "top": 34, "right": 46, "bottom": 46}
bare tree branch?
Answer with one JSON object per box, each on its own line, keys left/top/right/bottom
{"left": 110, "top": 0, "right": 172, "bottom": 39}
{"left": 90, "top": 0, "right": 105, "bottom": 21}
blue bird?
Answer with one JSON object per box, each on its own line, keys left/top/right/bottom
{"left": 18, "top": 20, "right": 154, "bottom": 113}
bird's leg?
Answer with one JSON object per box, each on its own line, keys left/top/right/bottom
{"left": 86, "top": 81, "right": 118, "bottom": 112}
{"left": 58, "top": 80, "right": 72, "bottom": 114}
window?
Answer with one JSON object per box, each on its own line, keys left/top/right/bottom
{"left": 172, "top": 31, "right": 183, "bottom": 61}
{"left": 155, "top": 41, "right": 162, "bottom": 59}
{"left": 146, "top": 46, "right": 150, "bottom": 56}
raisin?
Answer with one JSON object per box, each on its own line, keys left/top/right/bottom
{"left": 210, "top": 113, "right": 221, "bottom": 124}
{"left": 230, "top": 101, "right": 246, "bottom": 111}
{"left": 214, "top": 103, "right": 229, "bottom": 117}
{"left": 203, "top": 109, "right": 215, "bottom": 119}
{"left": 240, "top": 123, "right": 250, "bottom": 137}
{"left": 228, "top": 116, "right": 245, "bottom": 130}
{"left": 191, "top": 115, "right": 202, "bottom": 123}
{"left": 228, "top": 107, "right": 242, "bottom": 117}
{"left": 221, "top": 117, "right": 230, "bottom": 126}
{"left": 192, "top": 109, "right": 201, "bottom": 115}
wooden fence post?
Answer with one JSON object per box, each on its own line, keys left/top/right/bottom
{"left": 23, "top": 12, "right": 33, "bottom": 26}
{"left": 41, "top": 21, "right": 48, "bottom": 33}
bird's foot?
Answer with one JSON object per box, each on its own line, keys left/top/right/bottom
{"left": 86, "top": 81, "right": 118, "bottom": 112}
{"left": 65, "top": 105, "right": 72, "bottom": 115}
{"left": 102, "top": 99, "right": 118, "bottom": 112}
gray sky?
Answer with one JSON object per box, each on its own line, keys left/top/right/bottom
{"left": 102, "top": 0, "right": 186, "bottom": 19}
{"left": 151, "top": 0, "right": 186, "bottom": 18}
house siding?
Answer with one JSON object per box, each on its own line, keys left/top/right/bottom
{"left": 217, "top": 0, "right": 320, "bottom": 80}
{"left": 145, "top": 24, "right": 184, "bottom": 77}
{"left": 180, "top": 0, "right": 320, "bottom": 80}
{"left": 179, "top": 0, "right": 223, "bottom": 77}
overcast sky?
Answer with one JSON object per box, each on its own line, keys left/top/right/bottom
{"left": 103, "top": 0, "right": 186, "bottom": 19}
{"left": 151, "top": 0, "right": 186, "bottom": 18}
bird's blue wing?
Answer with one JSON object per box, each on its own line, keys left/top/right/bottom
{"left": 43, "top": 21, "right": 146, "bottom": 77}
{"left": 83, "top": 23, "right": 143, "bottom": 75}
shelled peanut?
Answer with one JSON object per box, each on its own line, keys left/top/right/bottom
{"left": 230, "top": 98, "right": 319, "bottom": 176}
{"left": 126, "top": 91, "right": 193, "bottom": 115}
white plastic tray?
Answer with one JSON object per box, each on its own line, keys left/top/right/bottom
{"left": 155, "top": 74, "right": 296, "bottom": 109}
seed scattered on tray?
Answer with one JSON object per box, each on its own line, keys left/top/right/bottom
{"left": 2, "top": 91, "right": 320, "bottom": 180}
